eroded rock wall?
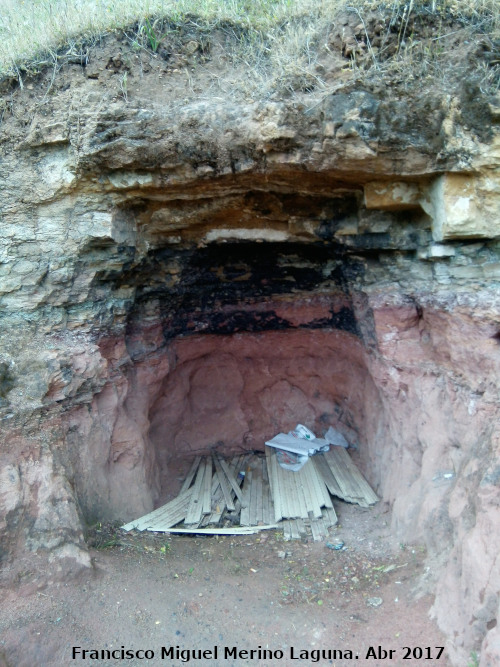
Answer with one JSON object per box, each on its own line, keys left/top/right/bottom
{"left": 366, "top": 292, "right": 500, "bottom": 665}
{"left": 0, "top": 26, "right": 499, "bottom": 666}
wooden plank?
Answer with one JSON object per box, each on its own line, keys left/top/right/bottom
{"left": 122, "top": 489, "right": 192, "bottom": 531}
{"left": 313, "top": 453, "right": 339, "bottom": 496}
{"left": 210, "top": 463, "right": 222, "bottom": 495}
{"left": 285, "top": 468, "right": 300, "bottom": 519}
{"left": 324, "top": 506, "right": 338, "bottom": 527}
{"left": 301, "top": 461, "right": 323, "bottom": 518}
{"left": 262, "top": 480, "right": 271, "bottom": 525}
{"left": 270, "top": 457, "right": 323, "bottom": 520}
{"left": 155, "top": 525, "right": 280, "bottom": 535}
{"left": 297, "top": 462, "right": 313, "bottom": 519}
{"left": 310, "top": 458, "right": 334, "bottom": 509}
{"left": 314, "top": 454, "right": 343, "bottom": 498}
{"left": 274, "top": 464, "right": 290, "bottom": 518}
{"left": 227, "top": 456, "right": 246, "bottom": 523}
{"left": 266, "top": 447, "right": 283, "bottom": 523}
{"left": 239, "top": 469, "right": 252, "bottom": 526}
{"left": 332, "top": 447, "right": 379, "bottom": 505}
{"left": 248, "top": 463, "right": 259, "bottom": 525}
{"left": 283, "top": 467, "right": 294, "bottom": 518}
{"left": 263, "top": 458, "right": 271, "bottom": 518}
{"left": 326, "top": 447, "right": 365, "bottom": 504}
{"left": 207, "top": 457, "right": 242, "bottom": 524}
{"left": 212, "top": 454, "right": 236, "bottom": 512}
{"left": 293, "top": 467, "right": 310, "bottom": 519}
{"left": 275, "top": 460, "right": 306, "bottom": 519}
{"left": 330, "top": 447, "right": 369, "bottom": 507}
{"left": 310, "top": 517, "right": 327, "bottom": 542}
{"left": 127, "top": 492, "right": 190, "bottom": 528}
{"left": 298, "top": 462, "right": 319, "bottom": 516}
{"left": 216, "top": 454, "right": 245, "bottom": 505}
{"left": 248, "top": 465, "right": 258, "bottom": 525}
{"left": 207, "top": 471, "right": 229, "bottom": 523}
{"left": 322, "top": 447, "right": 378, "bottom": 507}
{"left": 296, "top": 518, "right": 306, "bottom": 535}
{"left": 265, "top": 446, "right": 274, "bottom": 497}
{"left": 184, "top": 460, "right": 206, "bottom": 525}
{"left": 308, "top": 458, "right": 334, "bottom": 509}
{"left": 323, "top": 447, "right": 360, "bottom": 503}
{"left": 262, "top": 456, "right": 269, "bottom": 484}
{"left": 204, "top": 472, "right": 225, "bottom": 525}
{"left": 309, "top": 520, "right": 320, "bottom": 542}
{"left": 148, "top": 493, "right": 193, "bottom": 531}
{"left": 202, "top": 459, "right": 213, "bottom": 515}
{"left": 199, "top": 512, "right": 210, "bottom": 528}
{"left": 282, "top": 520, "right": 292, "bottom": 541}
{"left": 264, "top": 450, "right": 278, "bottom": 524}
{"left": 180, "top": 456, "right": 202, "bottom": 493}
{"left": 255, "top": 464, "right": 263, "bottom": 525}
{"left": 260, "top": 459, "right": 272, "bottom": 525}
{"left": 318, "top": 516, "right": 329, "bottom": 537}
{"left": 295, "top": 464, "right": 312, "bottom": 514}
{"left": 289, "top": 519, "right": 300, "bottom": 540}
{"left": 274, "top": 451, "right": 286, "bottom": 522}
{"left": 224, "top": 499, "right": 241, "bottom": 526}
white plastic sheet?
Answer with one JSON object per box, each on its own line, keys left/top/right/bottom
{"left": 266, "top": 424, "right": 330, "bottom": 470}
{"left": 324, "top": 426, "right": 349, "bottom": 448}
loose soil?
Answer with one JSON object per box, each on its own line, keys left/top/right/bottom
{"left": 0, "top": 502, "right": 451, "bottom": 667}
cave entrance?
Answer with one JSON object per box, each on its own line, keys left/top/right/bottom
{"left": 73, "top": 177, "right": 430, "bottom": 526}
{"left": 147, "top": 327, "right": 383, "bottom": 506}
{"left": 122, "top": 321, "right": 383, "bottom": 538}
{"left": 115, "top": 234, "right": 388, "bottom": 526}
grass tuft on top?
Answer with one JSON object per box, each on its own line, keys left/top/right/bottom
{"left": 0, "top": 0, "right": 498, "bottom": 93}
{"left": 0, "top": 0, "right": 321, "bottom": 78}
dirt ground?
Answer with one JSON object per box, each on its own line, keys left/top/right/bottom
{"left": 0, "top": 502, "right": 451, "bottom": 667}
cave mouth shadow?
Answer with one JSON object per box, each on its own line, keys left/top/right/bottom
{"left": 143, "top": 327, "right": 384, "bottom": 507}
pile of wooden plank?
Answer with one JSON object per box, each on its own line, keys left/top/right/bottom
{"left": 265, "top": 447, "right": 338, "bottom": 541}
{"left": 122, "top": 453, "right": 258, "bottom": 535}
{"left": 315, "top": 447, "right": 379, "bottom": 508}
{"left": 122, "top": 446, "right": 378, "bottom": 541}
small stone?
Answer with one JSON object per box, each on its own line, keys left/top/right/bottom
{"left": 185, "top": 41, "right": 199, "bottom": 55}
{"left": 367, "top": 597, "right": 383, "bottom": 607}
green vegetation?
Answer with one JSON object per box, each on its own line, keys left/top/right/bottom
{"left": 467, "top": 651, "right": 480, "bottom": 667}
{"left": 143, "top": 17, "right": 169, "bottom": 52}
{"left": 0, "top": 1, "right": 498, "bottom": 91}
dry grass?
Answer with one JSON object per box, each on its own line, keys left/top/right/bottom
{"left": 0, "top": 0, "right": 498, "bottom": 92}
{"left": 0, "top": 0, "right": 323, "bottom": 78}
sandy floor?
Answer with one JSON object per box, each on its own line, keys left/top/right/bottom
{"left": 0, "top": 502, "right": 451, "bottom": 667}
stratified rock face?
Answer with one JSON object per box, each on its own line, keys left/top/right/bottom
{"left": 0, "top": 26, "right": 499, "bottom": 667}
